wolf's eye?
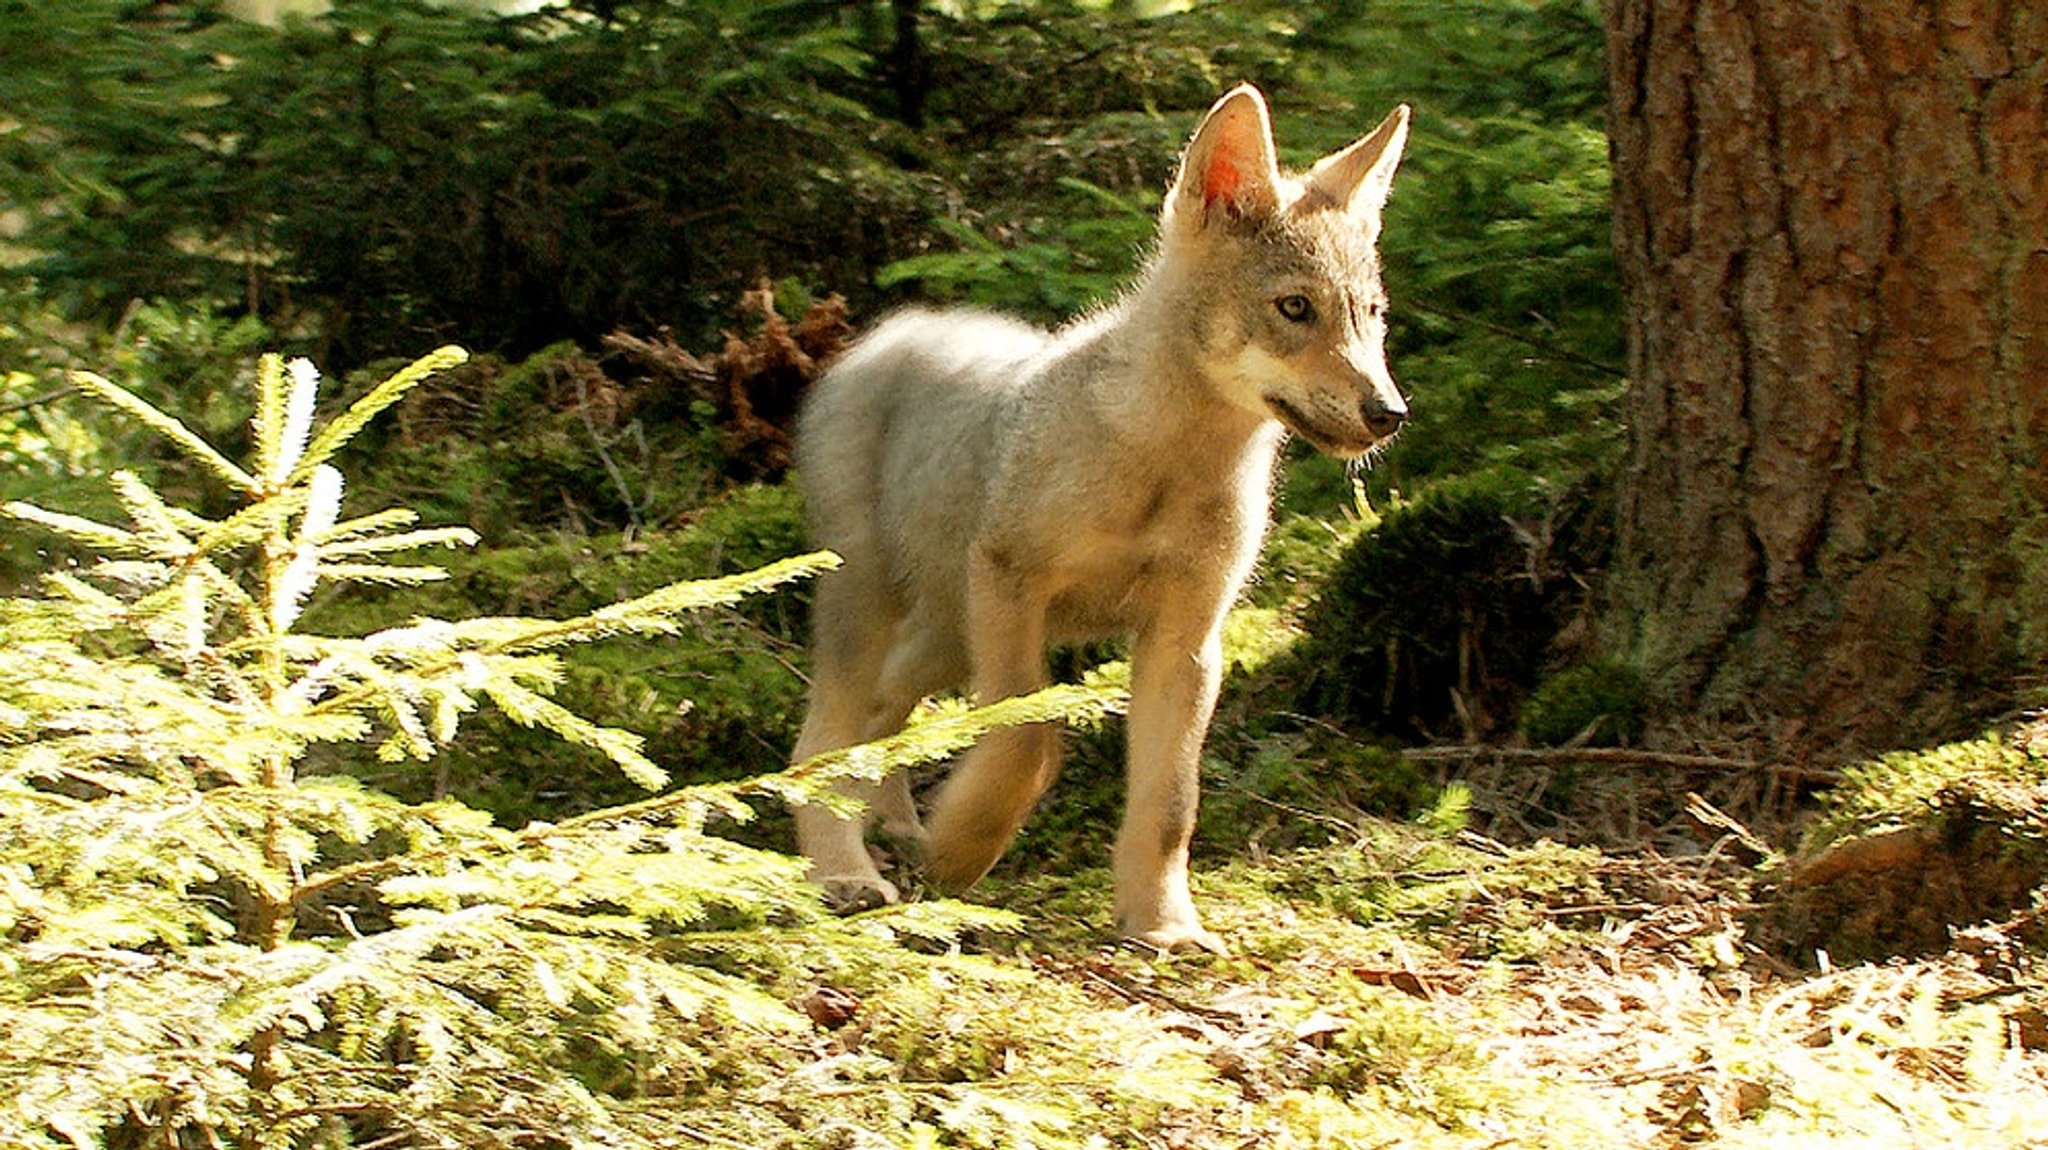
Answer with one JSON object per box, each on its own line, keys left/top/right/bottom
{"left": 1275, "top": 295, "right": 1317, "bottom": 324}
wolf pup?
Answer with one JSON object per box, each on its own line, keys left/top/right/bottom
{"left": 790, "top": 85, "right": 1411, "bottom": 953}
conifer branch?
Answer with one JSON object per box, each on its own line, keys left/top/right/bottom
{"left": 289, "top": 680, "right": 1126, "bottom": 906}
{"left": 317, "top": 526, "right": 479, "bottom": 558}
{"left": 1, "top": 502, "right": 148, "bottom": 556}
{"left": 253, "top": 352, "right": 289, "bottom": 486}
{"left": 67, "top": 369, "right": 259, "bottom": 493}
{"left": 5, "top": 340, "right": 1105, "bottom": 1148}
{"left": 316, "top": 506, "right": 421, "bottom": 545}
{"left": 289, "top": 346, "right": 468, "bottom": 485}
{"left": 190, "top": 487, "right": 312, "bottom": 561}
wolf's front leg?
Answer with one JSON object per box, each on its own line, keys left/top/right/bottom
{"left": 1115, "top": 612, "right": 1228, "bottom": 954}
{"left": 925, "top": 552, "right": 1057, "bottom": 890}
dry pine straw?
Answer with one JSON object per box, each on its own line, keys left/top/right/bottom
{"left": 1477, "top": 926, "right": 2048, "bottom": 1146}
{"left": 1266, "top": 748, "right": 2048, "bottom": 1144}
{"left": 1070, "top": 847, "right": 2046, "bottom": 1146}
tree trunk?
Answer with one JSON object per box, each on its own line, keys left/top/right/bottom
{"left": 1602, "top": 0, "right": 2048, "bottom": 755}
{"left": 889, "top": 0, "right": 930, "bottom": 130}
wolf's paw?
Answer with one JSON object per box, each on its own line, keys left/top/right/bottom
{"left": 1119, "top": 918, "right": 1230, "bottom": 957}
{"left": 819, "top": 875, "right": 901, "bottom": 915}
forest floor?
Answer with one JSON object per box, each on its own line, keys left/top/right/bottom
{"left": 761, "top": 735, "right": 2048, "bottom": 1149}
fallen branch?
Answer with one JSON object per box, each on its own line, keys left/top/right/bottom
{"left": 1400, "top": 744, "right": 1840, "bottom": 784}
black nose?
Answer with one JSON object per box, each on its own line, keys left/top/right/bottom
{"left": 1363, "top": 398, "right": 1407, "bottom": 439}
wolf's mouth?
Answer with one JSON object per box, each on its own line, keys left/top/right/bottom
{"left": 1263, "top": 395, "right": 1382, "bottom": 459}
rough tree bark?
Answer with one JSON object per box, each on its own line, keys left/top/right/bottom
{"left": 1602, "top": 0, "right": 2047, "bottom": 755}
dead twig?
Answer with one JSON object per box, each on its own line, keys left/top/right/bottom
{"left": 0, "top": 385, "right": 78, "bottom": 417}
{"left": 1400, "top": 744, "right": 1839, "bottom": 784}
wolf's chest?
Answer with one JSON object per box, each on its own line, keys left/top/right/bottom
{"left": 1036, "top": 476, "right": 1268, "bottom": 639}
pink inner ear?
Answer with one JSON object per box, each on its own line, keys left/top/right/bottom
{"left": 1203, "top": 155, "right": 1244, "bottom": 209}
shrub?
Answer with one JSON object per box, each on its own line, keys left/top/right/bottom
{"left": 1284, "top": 468, "right": 1605, "bottom": 742}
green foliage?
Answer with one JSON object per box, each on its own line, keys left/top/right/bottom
{"left": 0, "top": 0, "right": 1290, "bottom": 364}
{"left": 1281, "top": 468, "right": 1608, "bottom": 742}
{"left": 333, "top": 340, "right": 716, "bottom": 542}
{"left": 1200, "top": 734, "right": 1445, "bottom": 852}
{"left": 1520, "top": 660, "right": 1647, "bottom": 747}
{"left": 0, "top": 295, "right": 282, "bottom": 581}
{"left": 5, "top": 5, "right": 2042, "bottom": 1145}
{"left": 1293, "top": 0, "right": 1624, "bottom": 498}
{"left": 1809, "top": 736, "right": 2048, "bottom": 849}
{"left": 321, "top": 484, "right": 816, "bottom": 827}
{"left": 0, "top": 0, "right": 903, "bottom": 359}
{"left": 877, "top": 179, "right": 1157, "bottom": 321}
{"left": 1239, "top": 827, "right": 1604, "bottom": 962}
{"left": 0, "top": 343, "right": 1126, "bottom": 1148}
{"left": 1296, "top": 973, "right": 1492, "bottom": 1116}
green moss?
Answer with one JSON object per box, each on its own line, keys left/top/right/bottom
{"left": 1296, "top": 974, "right": 1493, "bottom": 1120}
{"left": 1520, "top": 660, "right": 1647, "bottom": 747}
{"left": 1758, "top": 735, "right": 2048, "bottom": 963}
{"left": 1808, "top": 736, "right": 2048, "bottom": 850}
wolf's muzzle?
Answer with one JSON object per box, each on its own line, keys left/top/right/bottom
{"left": 1363, "top": 397, "right": 1407, "bottom": 440}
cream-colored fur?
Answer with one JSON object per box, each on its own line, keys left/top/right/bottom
{"left": 790, "top": 85, "right": 1411, "bottom": 953}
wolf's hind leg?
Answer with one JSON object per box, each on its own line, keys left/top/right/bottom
{"left": 792, "top": 680, "right": 921, "bottom": 912}
{"left": 869, "top": 766, "right": 926, "bottom": 849}
{"left": 925, "top": 721, "right": 1059, "bottom": 889}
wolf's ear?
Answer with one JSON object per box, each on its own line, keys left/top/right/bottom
{"left": 1302, "top": 104, "right": 1411, "bottom": 218}
{"left": 1170, "top": 84, "right": 1282, "bottom": 230}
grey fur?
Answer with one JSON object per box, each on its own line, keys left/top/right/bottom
{"left": 790, "top": 85, "right": 1410, "bottom": 952}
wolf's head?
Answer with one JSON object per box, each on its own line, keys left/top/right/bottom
{"left": 1158, "top": 85, "right": 1411, "bottom": 460}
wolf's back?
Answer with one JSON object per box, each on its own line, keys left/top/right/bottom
{"left": 796, "top": 308, "right": 1049, "bottom": 608}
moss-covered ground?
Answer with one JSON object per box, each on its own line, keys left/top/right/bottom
{"left": 8, "top": 449, "right": 2043, "bottom": 1148}
{"left": 9, "top": 311, "right": 2040, "bottom": 1147}
{"left": 324, "top": 510, "right": 2047, "bottom": 1148}
{"left": 661, "top": 793, "right": 2048, "bottom": 1148}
